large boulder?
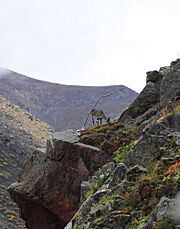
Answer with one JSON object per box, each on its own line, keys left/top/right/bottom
{"left": 160, "top": 59, "right": 180, "bottom": 107}
{"left": 119, "top": 59, "right": 180, "bottom": 125}
{"left": 8, "top": 131, "right": 112, "bottom": 229}
{"left": 119, "top": 71, "right": 162, "bottom": 123}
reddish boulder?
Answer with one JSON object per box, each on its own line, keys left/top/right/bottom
{"left": 8, "top": 132, "right": 112, "bottom": 228}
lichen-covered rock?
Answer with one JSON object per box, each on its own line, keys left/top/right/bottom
{"left": 119, "top": 81, "right": 161, "bottom": 122}
{"left": 155, "top": 197, "right": 175, "bottom": 221}
{"left": 46, "top": 130, "right": 80, "bottom": 161}
{"left": 119, "top": 58, "right": 180, "bottom": 126}
{"left": 125, "top": 113, "right": 180, "bottom": 166}
{"left": 160, "top": 59, "right": 180, "bottom": 107}
{"left": 80, "top": 162, "right": 116, "bottom": 203}
{"left": 53, "top": 130, "right": 80, "bottom": 143}
{"left": 138, "top": 197, "right": 175, "bottom": 228}
{"left": 119, "top": 70, "right": 163, "bottom": 123}
{"left": 103, "top": 163, "right": 127, "bottom": 189}
{"left": 19, "top": 148, "right": 46, "bottom": 181}
{"left": 99, "top": 162, "right": 116, "bottom": 177}
{"left": 146, "top": 70, "right": 163, "bottom": 84}
{"left": 127, "top": 165, "right": 148, "bottom": 181}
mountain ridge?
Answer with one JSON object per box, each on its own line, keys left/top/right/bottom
{"left": 0, "top": 69, "right": 138, "bottom": 131}
{"left": 0, "top": 68, "right": 139, "bottom": 90}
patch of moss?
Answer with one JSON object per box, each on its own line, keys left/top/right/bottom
{"left": 96, "top": 192, "right": 122, "bottom": 206}
{"left": 115, "top": 125, "right": 136, "bottom": 136}
{"left": 86, "top": 174, "right": 109, "bottom": 198}
{"left": 113, "top": 142, "right": 134, "bottom": 163}
{"left": 94, "top": 215, "right": 105, "bottom": 224}
{"left": 0, "top": 172, "right": 5, "bottom": 177}
{"left": 173, "top": 104, "right": 180, "bottom": 113}
{"left": 80, "top": 123, "right": 137, "bottom": 154}
{"left": 130, "top": 215, "right": 149, "bottom": 227}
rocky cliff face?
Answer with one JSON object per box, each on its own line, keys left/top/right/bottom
{"left": 0, "top": 70, "right": 138, "bottom": 131}
{"left": 8, "top": 59, "right": 180, "bottom": 228}
{"left": 65, "top": 60, "right": 180, "bottom": 228}
{"left": 0, "top": 96, "right": 52, "bottom": 228}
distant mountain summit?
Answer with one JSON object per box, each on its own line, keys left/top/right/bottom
{"left": 0, "top": 69, "right": 138, "bottom": 131}
{"left": 0, "top": 68, "right": 11, "bottom": 76}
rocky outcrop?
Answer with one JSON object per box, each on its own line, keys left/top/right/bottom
{"left": 125, "top": 112, "right": 180, "bottom": 166}
{"left": 8, "top": 131, "right": 112, "bottom": 228}
{"left": 119, "top": 59, "right": 180, "bottom": 124}
{"left": 137, "top": 197, "right": 175, "bottom": 228}
{"left": 65, "top": 60, "right": 180, "bottom": 228}
{"left": 65, "top": 162, "right": 150, "bottom": 229}
{"left": 66, "top": 152, "right": 179, "bottom": 228}
{"left": 119, "top": 70, "right": 162, "bottom": 123}
{"left": 160, "top": 59, "right": 180, "bottom": 107}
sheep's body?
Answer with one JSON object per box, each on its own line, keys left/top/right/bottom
{"left": 90, "top": 108, "right": 110, "bottom": 125}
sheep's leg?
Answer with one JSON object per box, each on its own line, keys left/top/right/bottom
{"left": 92, "top": 116, "right": 95, "bottom": 125}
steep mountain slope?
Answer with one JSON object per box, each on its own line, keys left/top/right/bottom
{"left": 0, "top": 96, "right": 52, "bottom": 228}
{"left": 66, "top": 60, "right": 180, "bottom": 228}
{"left": 0, "top": 70, "right": 138, "bottom": 131}
{"left": 8, "top": 59, "right": 180, "bottom": 228}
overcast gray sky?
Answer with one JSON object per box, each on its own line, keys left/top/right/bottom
{"left": 0, "top": 0, "right": 180, "bottom": 92}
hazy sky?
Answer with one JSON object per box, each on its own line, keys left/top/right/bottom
{"left": 0, "top": 0, "right": 180, "bottom": 92}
